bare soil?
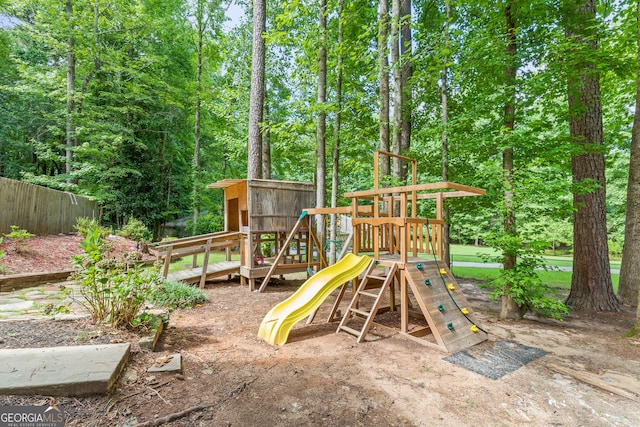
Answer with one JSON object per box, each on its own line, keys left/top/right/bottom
{"left": 1, "top": 235, "right": 639, "bottom": 427}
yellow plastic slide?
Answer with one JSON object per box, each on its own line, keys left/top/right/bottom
{"left": 258, "top": 253, "right": 372, "bottom": 345}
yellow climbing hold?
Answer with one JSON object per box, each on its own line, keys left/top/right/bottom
{"left": 439, "top": 268, "right": 447, "bottom": 275}
{"left": 470, "top": 325, "right": 479, "bottom": 333}
{"left": 447, "top": 283, "right": 456, "bottom": 290}
{"left": 461, "top": 307, "right": 469, "bottom": 315}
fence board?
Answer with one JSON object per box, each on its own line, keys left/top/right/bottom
{"left": 0, "top": 177, "right": 98, "bottom": 235}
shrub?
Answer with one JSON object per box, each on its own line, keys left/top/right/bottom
{"left": 72, "top": 227, "right": 163, "bottom": 327}
{"left": 0, "top": 237, "right": 5, "bottom": 273}
{"left": 186, "top": 212, "right": 223, "bottom": 235}
{"left": 74, "top": 217, "right": 112, "bottom": 237}
{"left": 4, "top": 226, "right": 35, "bottom": 253}
{"left": 117, "top": 216, "right": 151, "bottom": 242}
{"left": 149, "top": 279, "right": 208, "bottom": 309}
{"left": 481, "top": 233, "right": 569, "bottom": 320}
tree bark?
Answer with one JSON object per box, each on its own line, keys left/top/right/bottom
{"left": 391, "top": 0, "right": 402, "bottom": 182}
{"left": 619, "top": 0, "right": 640, "bottom": 308}
{"left": 400, "top": 0, "right": 411, "bottom": 178}
{"left": 262, "top": 95, "right": 271, "bottom": 179}
{"left": 192, "top": 0, "right": 204, "bottom": 234}
{"left": 378, "top": 0, "right": 390, "bottom": 179}
{"left": 329, "top": 0, "right": 345, "bottom": 265}
{"left": 441, "top": 0, "right": 451, "bottom": 266}
{"left": 316, "top": 0, "right": 328, "bottom": 249}
{"left": 65, "top": 0, "right": 76, "bottom": 184}
{"left": 248, "top": 0, "right": 266, "bottom": 180}
{"left": 564, "top": 0, "right": 620, "bottom": 312}
{"left": 500, "top": 0, "right": 520, "bottom": 320}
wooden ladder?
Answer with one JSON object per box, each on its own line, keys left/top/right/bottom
{"left": 337, "top": 261, "right": 398, "bottom": 343}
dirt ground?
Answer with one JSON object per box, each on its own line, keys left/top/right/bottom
{"left": 1, "top": 235, "right": 640, "bottom": 426}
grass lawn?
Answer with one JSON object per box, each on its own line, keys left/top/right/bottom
{"left": 452, "top": 266, "right": 619, "bottom": 293}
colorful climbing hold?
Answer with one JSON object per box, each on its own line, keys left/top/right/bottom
{"left": 447, "top": 283, "right": 456, "bottom": 291}
{"left": 447, "top": 322, "right": 454, "bottom": 330}
{"left": 437, "top": 304, "right": 444, "bottom": 312}
{"left": 439, "top": 268, "right": 447, "bottom": 275}
{"left": 461, "top": 307, "right": 469, "bottom": 315}
{"left": 416, "top": 263, "right": 423, "bottom": 270}
{"left": 424, "top": 278, "right": 431, "bottom": 286}
{"left": 470, "top": 325, "right": 479, "bottom": 333}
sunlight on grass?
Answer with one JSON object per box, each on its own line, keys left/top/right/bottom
{"left": 452, "top": 266, "right": 619, "bottom": 293}
{"left": 167, "top": 252, "right": 240, "bottom": 273}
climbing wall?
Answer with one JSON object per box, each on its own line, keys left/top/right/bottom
{"left": 404, "top": 260, "right": 488, "bottom": 353}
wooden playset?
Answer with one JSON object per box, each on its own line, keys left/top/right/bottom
{"left": 260, "top": 151, "right": 489, "bottom": 352}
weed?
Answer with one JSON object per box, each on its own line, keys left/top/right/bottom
{"left": 4, "top": 226, "right": 35, "bottom": 253}
{"left": 149, "top": 279, "right": 208, "bottom": 310}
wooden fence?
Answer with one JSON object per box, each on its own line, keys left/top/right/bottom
{"left": 0, "top": 177, "right": 99, "bottom": 235}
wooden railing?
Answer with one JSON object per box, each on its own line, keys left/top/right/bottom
{"left": 354, "top": 218, "right": 443, "bottom": 260}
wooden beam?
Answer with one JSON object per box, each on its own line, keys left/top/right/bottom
{"left": 343, "top": 181, "right": 485, "bottom": 199}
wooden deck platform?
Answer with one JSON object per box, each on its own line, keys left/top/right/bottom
{"left": 166, "top": 261, "right": 241, "bottom": 285}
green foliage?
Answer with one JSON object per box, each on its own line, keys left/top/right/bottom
{"left": 148, "top": 279, "right": 208, "bottom": 310}
{"left": 0, "top": 237, "right": 5, "bottom": 273}
{"left": 186, "top": 212, "right": 224, "bottom": 236}
{"left": 71, "top": 227, "right": 163, "bottom": 327}
{"left": 481, "top": 233, "right": 569, "bottom": 320}
{"left": 74, "top": 217, "right": 112, "bottom": 238}
{"left": 4, "top": 225, "right": 34, "bottom": 241}
{"left": 117, "top": 217, "right": 152, "bottom": 242}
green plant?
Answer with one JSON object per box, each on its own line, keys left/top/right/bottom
{"left": 149, "top": 279, "right": 208, "bottom": 309}
{"left": 4, "top": 226, "right": 35, "bottom": 253}
{"left": 0, "top": 237, "right": 5, "bottom": 273}
{"left": 186, "top": 212, "right": 223, "bottom": 235}
{"left": 74, "top": 217, "right": 112, "bottom": 237}
{"left": 72, "top": 227, "right": 163, "bottom": 327}
{"left": 117, "top": 216, "right": 151, "bottom": 242}
{"left": 480, "top": 233, "right": 569, "bottom": 320}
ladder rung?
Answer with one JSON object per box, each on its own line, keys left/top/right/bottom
{"left": 366, "top": 274, "right": 385, "bottom": 280}
{"left": 339, "top": 325, "right": 362, "bottom": 337}
{"left": 350, "top": 307, "right": 370, "bottom": 317}
{"left": 358, "top": 290, "right": 380, "bottom": 298}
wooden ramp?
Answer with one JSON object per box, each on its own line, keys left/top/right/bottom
{"left": 166, "top": 261, "right": 240, "bottom": 285}
{"left": 404, "top": 260, "right": 488, "bottom": 353}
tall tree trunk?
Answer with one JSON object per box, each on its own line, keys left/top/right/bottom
{"left": 65, "top": 0, "right": 76, "bottom": 184}
{"left": 400, "top": 0, "right": 411, "bottom": 179}
{"left": 441, "top": 0, "right": 451, "bottom": 266}
{"left": 329, "top": 0, "right": 345, "bottom": 265}
{"left": 619, "top": 0, "right": 640, "bottom": 308}
{"left": 500, "top": 0, "right": 521, "bottom": 320}
{"left": 316, "top": 0, "right": 328, "bottom": 250}
{"left": 391, "top": 0, "right": 402, "bottom": 183}
{"left": 564, "top": 0, "right": 620, "bottom": 312}
{"left": 262, "top": 94, "right": 271, "bottom": 179}
{"left": 378, "top": 0, "right": 390, "bottom": 179}
{"left": 192, "top": 0, "right": 204, "bottom": 234}
{"left": 248, "top": 0, "right": 266, "bottom": 180}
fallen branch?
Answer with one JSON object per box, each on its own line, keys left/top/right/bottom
{"left": 132, "top": 403, "right": 213, "bottom": 427}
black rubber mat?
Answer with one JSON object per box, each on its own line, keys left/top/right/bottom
{"left": 443, "top": 340, "right": 548, "bottom": 380}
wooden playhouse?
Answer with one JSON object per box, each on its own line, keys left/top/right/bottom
{"left": 206, "top": 179, "right": 319, "bottom": 290}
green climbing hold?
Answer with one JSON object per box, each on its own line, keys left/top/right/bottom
{"left": 416, "top": 263, "right": 423, "bottom": 270}
{"left": 437, "top": 304, "right": 444, "bottom": 312}
{"left": 424, "top": 279, "right": 431, "bottom": 286}
{"left": 447, "top": 322, "right": 454, "bottom": 330}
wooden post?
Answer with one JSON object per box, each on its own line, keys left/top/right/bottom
{"left": 162, "top": 246, "right": 173, "bottom": 278}
{"left": 199, "top": 238, "right": 212, "bottom": 288}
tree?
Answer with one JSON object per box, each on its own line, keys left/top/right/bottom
{"left": 378, "top": 0, "right": 390, "bottom": 179}
{"left": 391, "top": 0, "right": 402, "bottom": 181}
{"left": 441, "top": 0, "right": 451, "bottom": 266}
{"left": 316, "top": 0, "right": 328, "bottom": 248}
{"left": 329, "top": 0, "right": 345, "bottom": 265}
{"left": 620, "top": 0, "right": 640, "bottom": 308}
{"left": 248, "top": 0, "right": 266, "bottom": 179}
{"left": 564, "top": 0, "right": 620, "bottom": 312}
{"left": 500, "top": 0, "right": 520, "bottom": 319}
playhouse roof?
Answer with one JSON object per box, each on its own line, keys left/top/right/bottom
{"left": 206, "top": 178, "right": 314, "bottom": 190}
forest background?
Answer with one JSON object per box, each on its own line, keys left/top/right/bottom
{"left": 1, "top": 0, "right": 639, "bottom": 318}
